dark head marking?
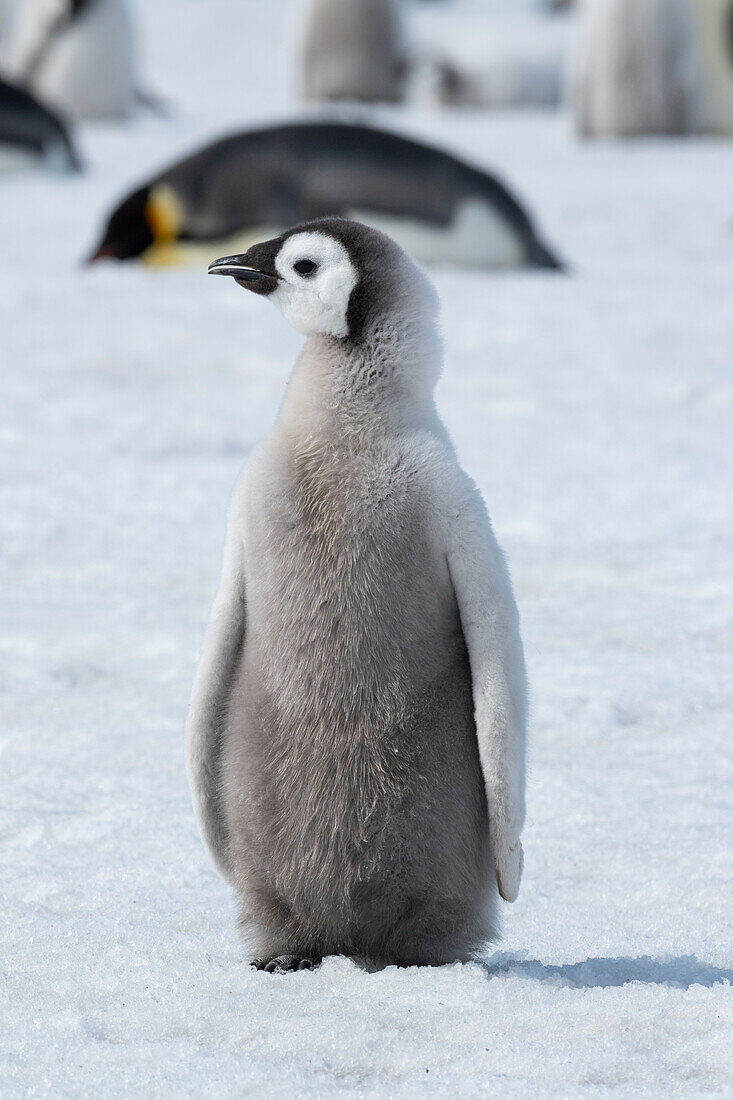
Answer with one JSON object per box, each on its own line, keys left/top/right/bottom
{"left": 87, "top": 185, "right": 153, "bottom": 262}
{"left": 279, "top": 217, "right": 403, "bottom": 341}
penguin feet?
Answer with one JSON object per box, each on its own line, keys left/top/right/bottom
{"left": 252, "top": 955, "right": 320, "bottom": 974}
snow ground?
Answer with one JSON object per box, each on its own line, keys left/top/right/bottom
{"left": 1, "top": 1, "right": 732, "bottom": 1096}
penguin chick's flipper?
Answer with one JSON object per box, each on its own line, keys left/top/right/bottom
{"left": 495, "top": 839, "right": 524, "bottom": 905}
{"left": 445, "top": 478, "right": 528, "bottom": 904}
{"left": 185, "top": 474, "right": 249, "bottom": 883}
{"left": 252, "top": 956, "right": 320, "bottom": 974}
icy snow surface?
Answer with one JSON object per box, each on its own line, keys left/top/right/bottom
{"left": 1, "top": 1, "right": 732, "bottom": 1097}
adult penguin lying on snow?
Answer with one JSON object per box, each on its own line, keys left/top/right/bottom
{"left": 413, "top": 14, "right": 570, "bottom": 110}
{"left": 0, "top": 75, "right": 79, "bottom": 170}
{"left": 88, "top": 122, "right": 562, "bottom": 271}
{"left": 2, "top": 0, "right": 137, "bottom": 120}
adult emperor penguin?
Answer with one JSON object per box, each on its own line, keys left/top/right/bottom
{"left": 88, "top": 121, "right": 561, "bottom": 270}
{"left": 297, "top": 0, "right": 406, "bottom": 103}
{"left": 0, "top": 75, "right": 80, "bottom": 170}
{"left": 186, "top": 218, "right": 528, "bottom": 971}
{"left": 2, "top": 0, "right": 136, "bottom": 120}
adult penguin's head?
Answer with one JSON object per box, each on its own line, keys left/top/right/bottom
{"left": 87, "top": 183, "right": 184, "bottom": 262}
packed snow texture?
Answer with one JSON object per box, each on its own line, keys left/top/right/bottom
{"left": 1, "top": 1, "right": 732, "bottom": 1097}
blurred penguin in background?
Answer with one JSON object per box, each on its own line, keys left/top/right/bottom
{"left": 414, "top": 20, "right": 569, "bottom": 110}
{"left": 0, "top": 0, "right": 14, "bottom": 37}
{"left": 408, "top": 2, "right": 572, "bottom": 111}
{"left": 1, "top": 0, "right": 137, "bottom": 120}
{"left": 0, "top": 74, "right": 80, "bottom": 171}
{"left": 88, "top": 121, "right": 562, "bottom": 271}
{"left": 689, "top": 0, "right": 733, "bottom": 135}
{"left": 570, "top": 0, "right": 702, "bottom": 137}
{"left": 298, "top": 0, "right": 406, "bottom": 104}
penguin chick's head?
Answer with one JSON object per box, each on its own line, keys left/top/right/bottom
{"left": 208, "top": 218, "right": 437, "bottom": 343}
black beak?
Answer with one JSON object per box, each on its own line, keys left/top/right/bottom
{"left": 207, "top": 254, "right": 280, "bottom": 295}
{"left": 208, "top": 255, "right": 266, "bottom": 280}
{"left": 206, "top": 254, "right": 278, "bottom": 297}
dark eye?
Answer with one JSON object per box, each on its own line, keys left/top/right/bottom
{"left": 293, "top": 259, "right": 317, "bottom": 276}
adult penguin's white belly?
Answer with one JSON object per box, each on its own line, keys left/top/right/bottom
{"left": 7, "top": 0, "right": 136, "bottom": 120}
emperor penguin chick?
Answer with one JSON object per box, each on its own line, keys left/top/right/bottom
{"left": 188, "top": 218, "right": 527, "bottom": 973}
{"left": 297, "top": 0, "right": 406, "bottom": 103}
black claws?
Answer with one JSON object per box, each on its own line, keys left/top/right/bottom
{"left": 252, "top": 955, "right": 320, "bottom": 974}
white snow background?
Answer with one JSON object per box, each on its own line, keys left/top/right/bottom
{"left": 1, "top": 1, "right": 732, "bottom": 1096}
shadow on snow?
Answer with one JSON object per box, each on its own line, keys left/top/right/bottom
{"left": 480, "top": 953, "right": 733, "bottom": 990}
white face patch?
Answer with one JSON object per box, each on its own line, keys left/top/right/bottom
{"left": 270, "top": 232, "right": 359, "bottom": 338}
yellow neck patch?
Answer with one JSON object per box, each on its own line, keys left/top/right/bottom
{"left": 140, "top": 226, "right": 278, "bottom": 269}
{"left": 144, "top": 184, "right": 185, "bottom": 246}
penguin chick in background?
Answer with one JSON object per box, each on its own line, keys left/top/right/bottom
{"left": 297, "top": 0, "right": 406, "bottom": 104}
{"left": 187, "top": 219, "right": 527, "bottom": 973}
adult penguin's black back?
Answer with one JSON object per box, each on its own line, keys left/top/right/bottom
{"left": 0, "top": 77, "right": 80, "bottom": 171}
{"left": 89, "top": 122, "right": 561, "bottom": 270}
